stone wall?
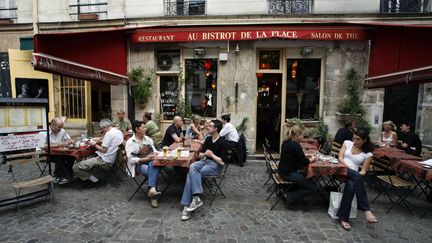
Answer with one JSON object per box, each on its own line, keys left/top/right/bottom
{"left": 418, "top": 83, "right": 432, "bottom": 145}
{"left": 322, "top": 41, "right": 383, "bottom": 141}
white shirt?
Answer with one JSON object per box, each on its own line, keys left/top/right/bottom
{"left": 219, "top": 122, "right": 239, "bottom": 143}
{"left": 41, "top": 127, "right": 71, "bottom": 145}
{"left": 125, "top": 134, "right": 157, "bottom": 177}
{"left": 343, "top": 140, "right": 373, "bottom": 171}
{"left": 98, "top": 127, "right": 124, "bottom": 164}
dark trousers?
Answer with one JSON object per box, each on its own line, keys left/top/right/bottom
{"left": 337, "top": 168, "right": 370, "bottom": 221}
{"left": 52, "top": 155, "right": 75, "bottom": 179}
{"left": 280, "top": 171, "right": 317, "bottom": 203}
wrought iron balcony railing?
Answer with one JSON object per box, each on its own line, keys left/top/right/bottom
{"left": 70, "top": 1, "right": 108, "bottom": 20}
{"left": 164, "top": 0, "right": 206, "bottom": 16}
{"left": 381, "top": 0, "right": 430, "bottom": 13}
{"left": 268, "top": 0, "right": 312, "bottom": 14}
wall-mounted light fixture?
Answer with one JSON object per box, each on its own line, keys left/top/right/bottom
{"left": 194, "top": 48, "right": 205, "bottom": 56}
{"left": 301, "top": 46, "right": 314, "bottom": 55}
{"left": 235, "top": 44, "right": 240, "bottom": 54}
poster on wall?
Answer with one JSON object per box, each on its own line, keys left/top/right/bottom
{"left": 0, "top": 52, "right": 11, "bottom": 98}
{"left": 15, "top": 78, "right": 49, "bottom": 99}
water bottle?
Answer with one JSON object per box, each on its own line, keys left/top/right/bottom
{"left": 80, "top": 132, "right": 86, "bottom": 141}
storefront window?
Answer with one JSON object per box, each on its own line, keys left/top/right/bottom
{"left": 60, "top": 76, "right": 86, "bottom": 120}
{"left": 258, "top": 50, "right": 280, "bottom": 70}
{"left": 286, "top": 59, "right": 320, "bottom": 119}
{"left": 160, "top": 75, "right": 179, "bottom": 120}
{"left": 185, "top": 59, "right": 217, "bottom": 118}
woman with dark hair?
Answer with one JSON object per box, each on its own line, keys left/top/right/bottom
{"left": 337, "top": 129, "right": 377, "bottom": 231}
{"left": 142, "top": 112, "right": 162, "bottom": 149}
{"left": 278, "top": 125, "right": 317, "bottom": 205}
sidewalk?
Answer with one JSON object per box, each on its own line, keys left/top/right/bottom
{"left": 0, "top": 160, "right": 431, "bottom": 242}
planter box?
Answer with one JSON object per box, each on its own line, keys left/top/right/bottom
{"left": 335, "top": 112, "right": 361, "bottom": 122}
{"left": 78, "top": 13, "right": 99, "bottom": 20}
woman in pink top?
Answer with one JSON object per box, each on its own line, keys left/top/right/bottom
{"left": 337, "top": 130, "right": 378, "bottom": 231}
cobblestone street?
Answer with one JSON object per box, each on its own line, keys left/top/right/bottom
{"left": 1, "top": 160, "right": 432, "bottom": 243}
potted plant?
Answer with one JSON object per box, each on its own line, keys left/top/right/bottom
{"left": 336, "top": 68, "right": 365, "bottom": 122}
{"left": 236, "top": 117, "right": 249, "bottom": 134}
{"left": 130, "top": 67, "right": 155, "bottom": 106}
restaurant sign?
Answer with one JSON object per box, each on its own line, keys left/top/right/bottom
{"left": 131, "top": 27, "right": 371, "bottom": 43}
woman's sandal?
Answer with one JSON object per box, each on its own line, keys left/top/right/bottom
{"left": 366, "top": 217, "right": 378, "bottom": 224}
{"left": 340, "top": 221, "right": 351, "bottom": 231}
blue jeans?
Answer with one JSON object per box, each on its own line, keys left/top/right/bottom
{"left": 181, "top": 159, "right": 222, "bottom": 206}
{"left": 139, "top": 161, "right": 159, "bottom": 188}
{"left": 280, "top": 171, "right": 317, "bottom": 203}
{"left": 337, "top": 168, "right": 370, "bottom": 221}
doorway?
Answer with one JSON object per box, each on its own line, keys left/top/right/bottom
{"left": 256, "top": 73, "right": 282, "bottom": 153}
{"left": 383, "top": 85, "right": 419, "bottom": 132}
{"left": 91, "top": 82, "right": 111, "bottom": 122}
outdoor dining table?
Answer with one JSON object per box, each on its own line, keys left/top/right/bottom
{"left": 399, "top": 159, "right": 432, "bottom": 199}
{"left": 153, "top": 139, "right": 203, "bottom": 197}
{"left": 373, "top": 146, "right": 422, "bottom": 171}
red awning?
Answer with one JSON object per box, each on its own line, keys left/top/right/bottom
{"left": 366, "top": 25, "right": 432, "bottom": 88}
{"left": 33, "top": 28, "right": 130, "bottom": 85}
{"left": 131, "top": 25, "right": 372, "bottom": 43}
{"left": 364, "top": 65, "right": 432, "bottom": 89}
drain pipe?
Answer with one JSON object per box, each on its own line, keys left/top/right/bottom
{"left": 32, "top": 0, "right": 39, "bottom": 34}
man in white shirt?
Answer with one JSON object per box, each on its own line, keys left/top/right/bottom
{"left": 73, "top": 118, "right": 124, "bottom": 184}
{"left": 219, "top": 114, "right": 239, "bottom": 149}
{"left": 43, "top": 117, "right": 75, "bottom": 184}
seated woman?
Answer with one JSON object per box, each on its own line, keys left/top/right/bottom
{"left": 381, "top": 120, "right": 398, "bottom": 146}
{"left": 142, "top": 112, "right": 163, "bottom": 150}
{"left": 278, "top": 125, "right": 317, "bottom": 205}
{"left": 125, "top": 120, "right": 161, "bottom": 208}
{"left": 337, "top": 129, "right": 378, "bottom": 231}
{"left": 185, "top": 115, "right": 203, "bottom": 140}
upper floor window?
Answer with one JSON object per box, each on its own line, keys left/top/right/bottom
{"left": 0, "top": 0, "right": 17, "bottom": 20}
{"left": 69, "top": 0, "right": 108, "bottom": 21}
{"left": 268, "top": 0, "right": 312, "bottom": 14}
{"left": 381, "top": 0, "right": 430, "bottom": 13}
{"left": 164, "top": 0, "right": 206, "bottom": 16}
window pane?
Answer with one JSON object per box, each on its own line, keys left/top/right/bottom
{"left": 160, "top": 75, "right": 178, "bottom": 120}
{"left": 61, "top": 76, "right": 86, "bottom": 119}
{"left": 258, "top": 50, "right": 280, "bottom": 70}
{"left": 185, "top": 59, "right": 217, "bottom": 118}
{"left": 286, "top": 59, "right": 320, "bottom": 119}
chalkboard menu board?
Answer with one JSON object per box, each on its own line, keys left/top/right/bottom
{"left": 160, "top": 76, "right": 178, "bottom": 120}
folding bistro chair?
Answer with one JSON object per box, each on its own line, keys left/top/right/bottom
{"left": 263, "top": 151, "right": 294, "bottom": 210}
{"left": 96, "top": 144, "right": 126, "bottom": 188}
{"left": 371, "top": 157, "right": 415, "bottom": 214}
{"left": 126, "top": 166, "right": 148, "bottom": 201}
{"left": 330, "top": 140, "right": 342, "bottom": 158}
{"left": 203, "top": 164, "right": 230, "bottom": 206}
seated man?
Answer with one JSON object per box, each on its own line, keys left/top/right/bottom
{"left": 125, "top": 120, "right": 161, "bottom": 208}
{"left": 114, "top": 110, "right": 132, "bottom": 134}
{"left": 399, "top": 122, "right": 422, "bottom": 156}
{"left": 72, "top": 119, "right": 123, "bottom": 184}
{"left": 219, "top": 114, "right": 239, "bottom": 149}
{"left": 334, "top": 119, "right": 355, "bottom": 145}
{"left": 161, "top": 116, "right": 183, "bottom": 147}
{"left": 42, "top": 117, "right": 75, "bottom": 184}
{"left": 180, "top": 119, "right": 227, "bottom": 221}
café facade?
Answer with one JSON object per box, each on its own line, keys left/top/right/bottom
{"left": 31, "top": 23, "right": 391, "bottom": 153}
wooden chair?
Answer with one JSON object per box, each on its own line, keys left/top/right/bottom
{"left": 5, "top": 149, "right": 55, "bottom": 212}
{"left": 263, "top": 151, "right": 294, "bottom": 210}
{"left": 371, "top": 157, "right": 414, "bottom": 214}
{"left": 330, "top": 141, "right": 342, "bottom": 158}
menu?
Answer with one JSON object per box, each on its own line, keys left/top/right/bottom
{"left": 0, "top": 107, "right": 46, "bottom": 133}
{"left": 0, "top": 133, "right": 45, "bottom": 152}
{"left": 160, "top": 90, "right": 178, "bottom": 119}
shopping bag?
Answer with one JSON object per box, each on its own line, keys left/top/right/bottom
{"left": 328, "top": 191, "right": 357, "bottom": 219}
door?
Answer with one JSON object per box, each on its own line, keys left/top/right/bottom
{"left": 383, "top": 84, "right": 419, "bottom": 132}
{"left": 256, "top": 73, "right": 282, "bottom": 153}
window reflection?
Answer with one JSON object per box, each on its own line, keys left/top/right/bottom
{"left": 258, "top": 50, "right": 280, "bottom": 70}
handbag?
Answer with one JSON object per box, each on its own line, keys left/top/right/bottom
{"left": 328, "top": 191, "right": 357, "bottom": 219}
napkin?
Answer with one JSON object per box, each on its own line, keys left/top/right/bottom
{"left": 419, "top": 159, "right": 432, "bottom": 166}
